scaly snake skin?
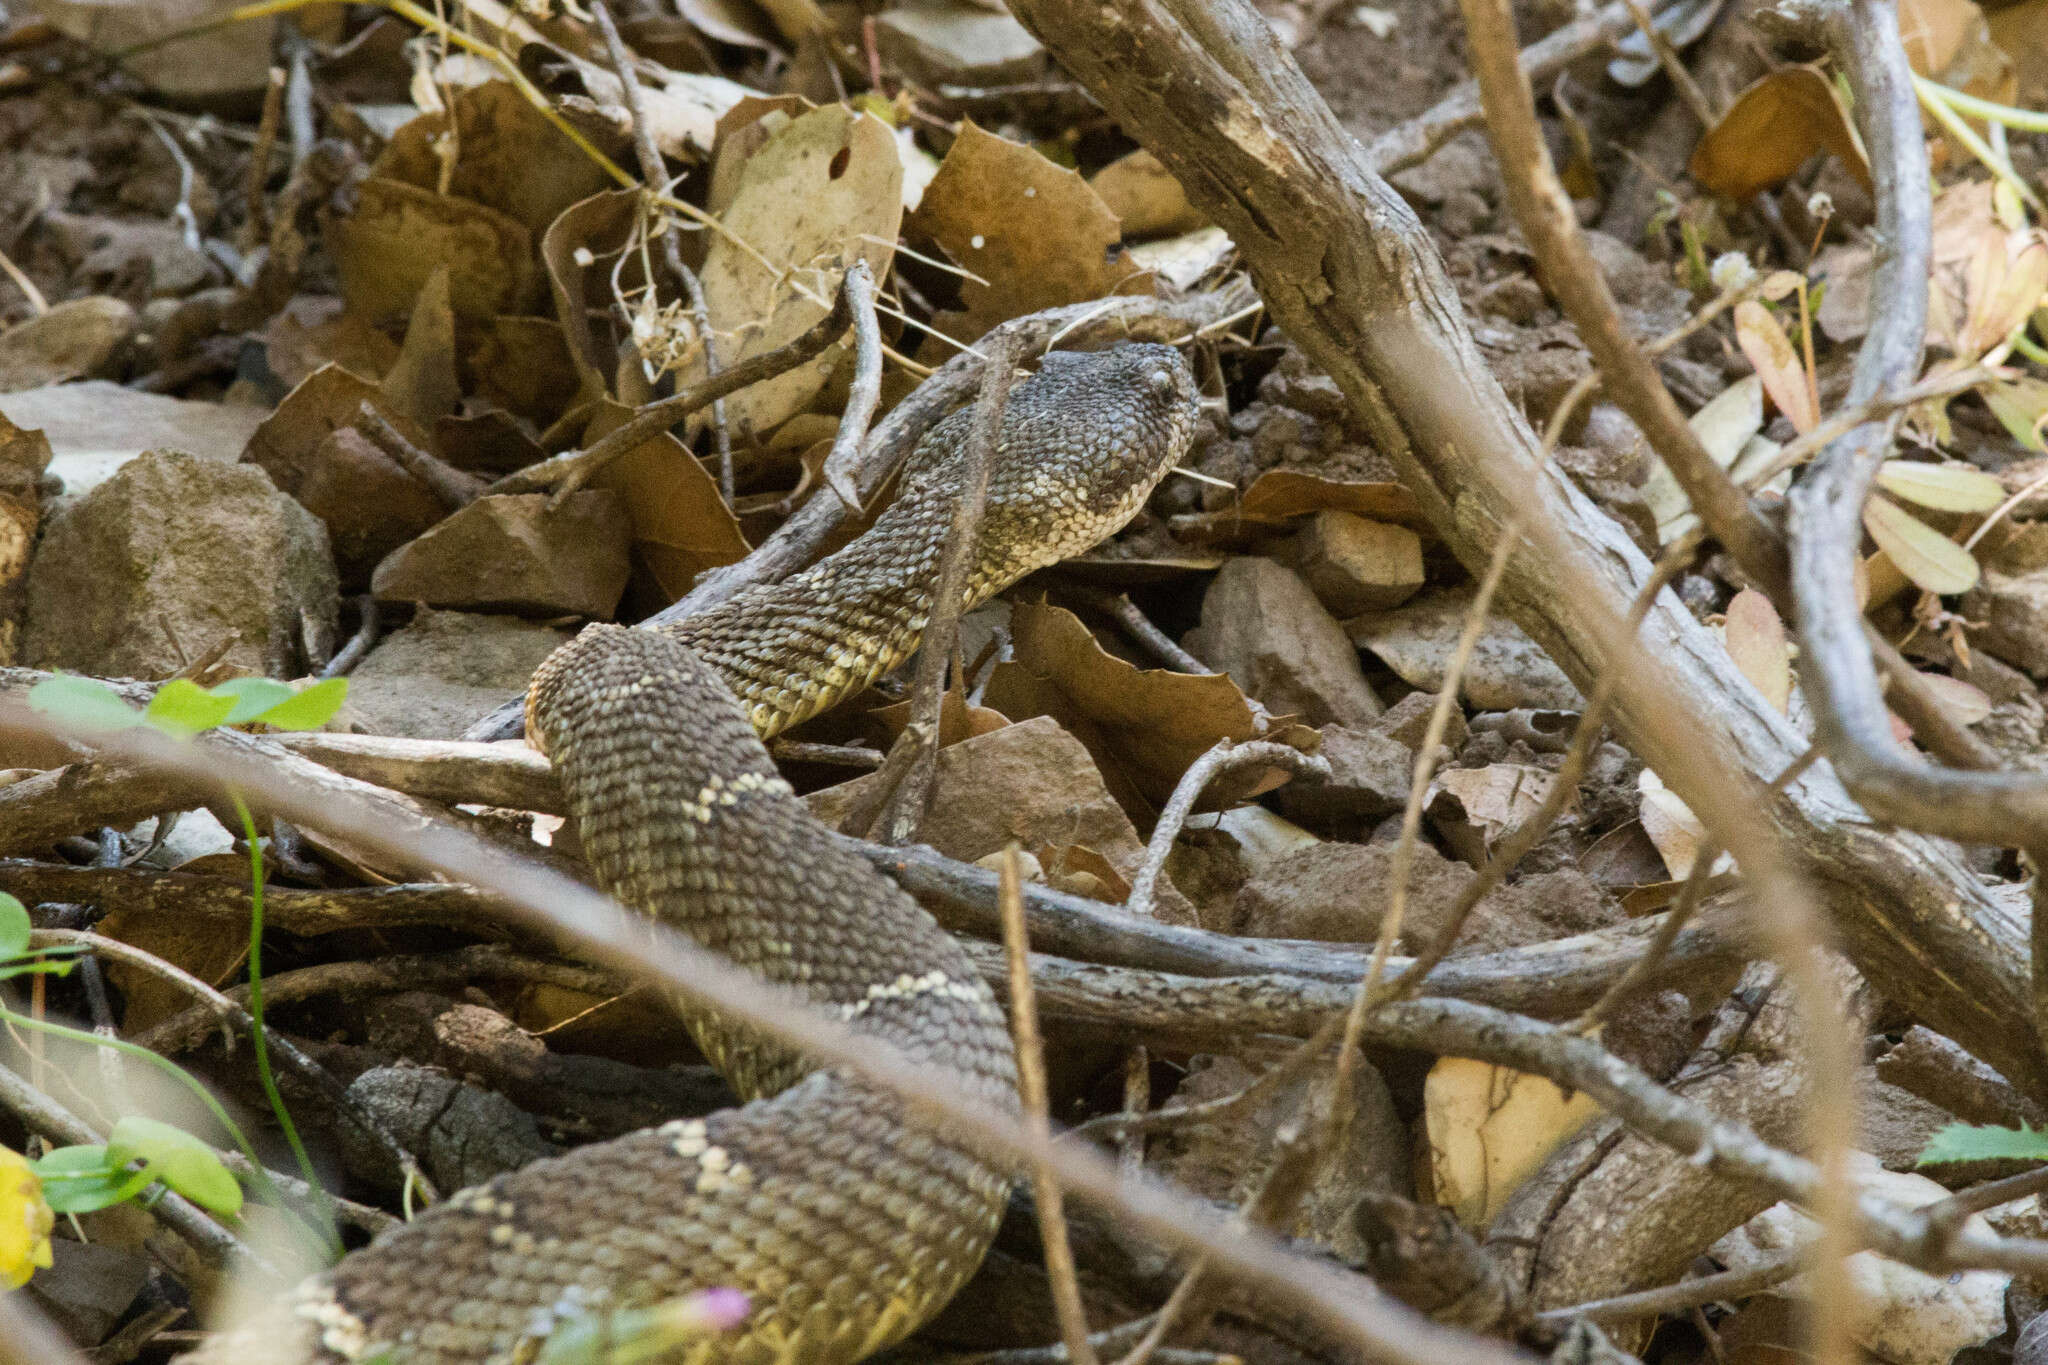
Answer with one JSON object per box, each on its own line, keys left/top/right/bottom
{"left": 190, "top": 344, "right": 1200, "bottom": 1364}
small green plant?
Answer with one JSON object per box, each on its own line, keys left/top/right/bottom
{"left": 20, "top": 671, "right": 353, "bottom": 1252}
{"left": 1918, "top": 1121, "right": 2048, "bottom": 1166}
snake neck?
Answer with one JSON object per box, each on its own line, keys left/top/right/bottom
{"left": 660, "top": 466, "right": 969, "bottom": 739}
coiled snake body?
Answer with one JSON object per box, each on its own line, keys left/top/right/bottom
{"left": 196, "top": 344, "right": 1199, "bottom": 1364}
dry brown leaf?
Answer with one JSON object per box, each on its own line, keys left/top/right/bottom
{"left": 1637, "top": 767, "right": 1711, "bottom": 880}
{"left": 462, "top": 316, "right": 581, "bottom": 426}
{"left": 372, "top": 80, "right": 614, "bottom": 238}
{"left": 582, "top": 398, "right": 750, "bottom": 602}
{"left": 37, "top": 0, "right": 275, "bottom": 99}
{"left": 333, "top": 177, "right": 538, "bottom": 322}
{"left": 1090, "top": 149, "right": 1206, "bottom": 239}
{"left": 1690, "top": 67, "right": 1873, "bottom": 201}
{"left": 1958, "top": 227, "right": 2048, "bottom": 359}
{"left": 911, "top": 120, "right": 1149, "bottom": 342}
{"left": 691, "top": 104, "right": 903, "bottom": 435}
{"left": 1170, "top": 468, "right": 1428, "bottom": 544}
{"left": 981, "top": 599, "right": 1318, "bottom": 817}
{"left": 1721, "top": 587, "right": 1791, "bottom": 713}
{"left": 1988, "top": 0, "right": 2048, "bottom": 104}
{"left": 244, "top": 364, "right": 437, "bottom": 498}
{"left": 1901, "top": 0, "right": 1983, "bottom": 76}
{"left": 866, "top": 683, "right": 1010, "bottom": 748}
{"left": 100, "top": 898, "right": 249, "bottom": 1035}
{"left": 1733, "top": 300, "right": 1818, "bottom": 433}
{"left": 540, "top": 188, "right": 642, "bottom": 402}
{"left": 381, "top": 265, "right": 461, "bottom": 429}
{"left": 1917, "top": 672, "right": 1994, "bottom": 727}
{"left": 1863, "top": 496, "right": 1980, "bottom": 596}
{"left": 1432, "top": 764, "right": 1562, "bottom": 846}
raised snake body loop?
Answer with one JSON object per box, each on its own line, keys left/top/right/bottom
{"left": 185, "top": 344, "right": 1200, "bottom": 1364}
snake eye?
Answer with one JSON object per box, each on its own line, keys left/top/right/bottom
{"left": 1147, "top": 367, "right": 1176, "bottom": 396}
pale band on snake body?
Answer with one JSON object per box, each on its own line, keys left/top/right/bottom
{"left": 183, "top": 343, "right": 1202, "bottom": 1364}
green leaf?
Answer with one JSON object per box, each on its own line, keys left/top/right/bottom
{"left": 31, "top": 1146, "right": 155, "bottom": 1214}
{"left": 0, "top": 951, "right": 82, "bottom": 983}
{"left": 1918, "top": 1121, "right": 2048, "bottom": 1165}
{"left": 208, "top": 677, "right": 297, "bottom": 726}
{"left": 1863, "top": 497, "right": 1981, "bottom": 595}
{"left": 0, "top": 893, "right": 27, "bottom": 960}
{"left": 246, "top": 677, "right": 348, "bottom": 731}
{"left": 143, "top": 680, "right": 239, "bottom": 739}
{"left": 27, "top": 675, "right": 141, "bottom": 733}
{"left": 106, "top": 1116, "right": 243, "bottom": 1215}
{"left": 1874, "top": 460, "right": 2006, "bottom": 514}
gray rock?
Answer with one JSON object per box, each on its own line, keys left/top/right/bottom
{"left": 1190, "top": 556, "right": 1383, "bottom": 726}
{"left": 1287, "top": 510, "right": 1424, "bottom": 615}
{"left": 1151, "top": 1050, "right": 1409, "bottom": 1264}
{"left": 342, "top": 1065, "right": 554, "bottom": 1194}
{"left": 24, "top": 447, "right": 336, "bottom": 678}
{"left": 1348, "top": 586, "right": 1583, "bottom": 711}
{"left": 371, "top": 492, "right": 630, "bottom": 618}
{"left": 1273, "top": 723, "right": 1414, "bottom": 829}
{"left": 343, "top": 608, "right": 574, "bottom": 739}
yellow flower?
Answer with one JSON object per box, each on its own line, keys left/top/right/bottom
{"left": 0, "top": 1146, "right": 53, "bottom": 1288}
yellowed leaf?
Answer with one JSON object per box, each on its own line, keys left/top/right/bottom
{"left": 1863, "top": 496, "right": 1981, "bottom": 595}
{"left": 1637, "top": 767, "right": 1710, "bottom": 880}
{"left": 1425, "top": 1056, "right": 1601, "bottom": 1228}
{"left": 1722, "top": 587, "right": 1791, "bottom": 713}
{"left": 1984, "top": 377, "right": 2048, "bottom": 452}
{"left": 1873, "top": 460, "right": 2006, "bottom": 513}
{"left": 1734, "top": 300, "right": 1818, "bottom": 433}
{"left": 1916, "top": 672, "right": 1993, "bottom": 727}
{"left": 1690, "top": 67, "right": 1872, "bottom": 201}
{"left": 1960, "top": 230, "right": 2048, "bottom": 359}
{"left": 693, "top": 104, "right": 903, "bottom": 434}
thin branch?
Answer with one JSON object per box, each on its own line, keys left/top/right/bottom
{"left": 1125, "top": 741, "right": 1330, "bottom": 918}
{"left": 1001, "top": 844, "right": 1099, "bottom": 1365}
{"left": 32, "top": 927, "right": 437, "bottom": 1205}
{"left": 869, "top": 330, "right": 1022, "bottom": 844}
{"left": 1535, "top": 1252, "right": 1804, "bottom": 1325}
{"left": 589, "top": 0, "right": 734, "bottom": 501}
{"left": 821, "top": 260, "right": 885, "bottom": 512}
{"left": 0, "top": 699, "right": 1525, "bottom": 1365}
{"left": 0, "top": 1058, "right": 259, "bottom": 1274}
{"left": 1456, "top": 0, "right": 1785, "bottom": 595}
{"left": 487, "top": 273, "right": 860, "bottom": 503}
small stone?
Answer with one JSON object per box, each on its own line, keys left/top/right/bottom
{"left": 1273, "top": 723, "right": 1414, "bottom": 829}
{"left": 1190, "top": 557, "right": 1383, "bottom": 726}
{"left": 1288, "top": 511, "right": 1424, "bottom": 615}
{"left": 1376, "top": 690, "right": 1468, "bottom": 752}
{"left": 371, "top": 492, "right": 631, "bottom": 617}
{"left": 807, "top": 715, "right": 1198, "bottom": 922}
{"left": 296, "top": 426, "right": 447, "bottom": 587}
{"left": 24, "top": 447, "right": 337, "bottom": 678}
{"left": 1349, "top": 586, "right": 1582, "bottom": 711}
{"left": 0, "top": 296, "right": 135, "bottom": 393}
{"left": 343, "top": 609, "right": 575, "bottom": 739}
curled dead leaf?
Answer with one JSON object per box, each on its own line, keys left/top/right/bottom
{"left": 981, "top": 600, "right": 1318, "bottom": 816}
{"left": 1690, "top": 67, "right": 1872, "bottom": 201}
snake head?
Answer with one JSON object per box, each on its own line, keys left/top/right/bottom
{"left": 1009, "top": 342, "right": 1201, "bottom": 525}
